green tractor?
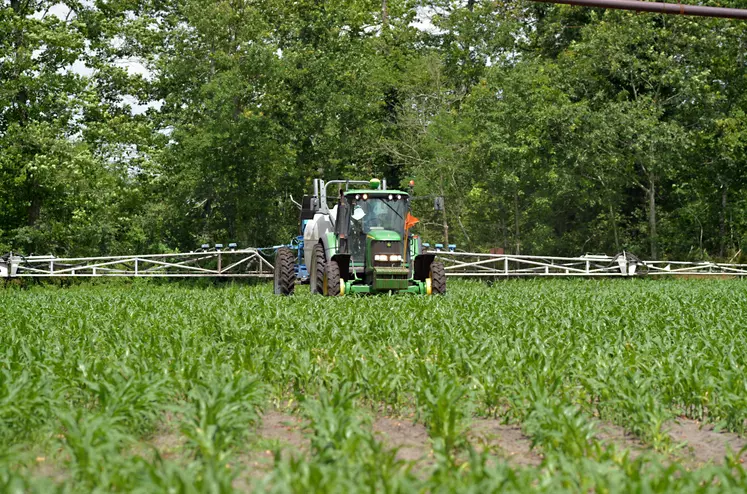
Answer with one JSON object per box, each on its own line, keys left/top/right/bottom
{"left": 273, "top": 178, "right": 445, "bottom": 296}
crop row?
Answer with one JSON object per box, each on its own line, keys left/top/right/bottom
{"left": 1, "top": 279, "right": 746, "bottom": 491}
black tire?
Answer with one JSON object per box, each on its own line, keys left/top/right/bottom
{"left": 310, "top": 242, "right": 326, "bottom": 295}
{"left": 430, "top": 262, "right": 446, "bottom": 295}
{"left": 274, "top": 248, "right": 296, "bottom": 296}
{"left": 324, "top": 260, "right": 341, "bottom": 297}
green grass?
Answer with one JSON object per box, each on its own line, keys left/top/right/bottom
{"left": 1, "top": 279, "right": 747, "bottom": 492}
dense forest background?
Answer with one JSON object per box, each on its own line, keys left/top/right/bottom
{"left": 1, "top": 0, "right": 746, "bottom": 260}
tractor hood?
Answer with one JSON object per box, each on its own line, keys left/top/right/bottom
{"left": 366, "top": 229, "right": 402, "bottom": 242}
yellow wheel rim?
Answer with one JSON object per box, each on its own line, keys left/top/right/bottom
{"left": 426, "top": 277, "right": 432, "bottom": 295}
{"left": 323, "top": 271, "right": 328, "bottom": 296}
{"left": 339, "top": 280, "right": 345, "bottom": 296}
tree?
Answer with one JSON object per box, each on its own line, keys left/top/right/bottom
{"left": 464, "top": 58, "right": 587, "bottom": 255}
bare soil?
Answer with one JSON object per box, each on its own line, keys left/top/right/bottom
{"left": 232, "top": 410, "right": 308, "bottom": 490}
{"left": 149, "top": 421, "right": 186, "bottom": 461}
{"left": 668, "top": 418, "right": 747, "bottom": 465}
{"left": 373, "top": 416, "right": 431, "bottom": 462}
{"left": 595, "top": 422, "right": 648, "bottom": 459}
{"left": 468, "top": 419, "right": 543, "bottom": 466}
{"left": 29, "top": 411, "right": 747, "bottom": 492}
{"left": 255, "top": 410, "right": 307, "bottom": 450}
{"left": 30, "top": 454, "right": 68, "bottom": 485}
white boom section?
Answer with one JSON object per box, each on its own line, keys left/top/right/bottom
{"left": 3, "top": 249, "right": 747, "bottom": 279}
{"left": 1, "top": 249, "right": 273, "bottom": 278}
{"left": 433, "top": 251, "right": 747, "bottom": 277}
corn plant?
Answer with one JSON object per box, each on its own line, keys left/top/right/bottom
{"left": 2, "top": 280, "right": 747, "bottom": 491}
{"left": 181, "top": 372, "right": 265, "bottom": 460}
{"left": 415, "top": 368, "right": 471, "bottom": 463}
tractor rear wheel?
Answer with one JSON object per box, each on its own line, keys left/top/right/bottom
{"left": 323, "top": 260, "right": 341, "bottom": 296}
{"left": 274, "top": 247, "right": 296, "bottom": 295}
{"left": 430, "top": 262, "right": 446, "bottom": 295}
{"left": 310, "top": 242, "right": 326, "bottom": 295}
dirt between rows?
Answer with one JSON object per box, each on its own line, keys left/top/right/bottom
{"left": 372, "top": 417, "right": 432, "bottom": 462}
{"left": 233, "top": 410, "right": 746, "bottom": 470}
{"left": 238, "top": 412, "right": 545, "bottom": 466}
{"left": 31, "top": 410, "right": 746, "bottom": 488}
{"left": 137, "top": 410, "right": 747, "bottom": 494}
{"left": 467, "top": 419, "right": 543, "bottom": 466}
{"left": 668, "top": 418, "right": 747, "bottom": 466}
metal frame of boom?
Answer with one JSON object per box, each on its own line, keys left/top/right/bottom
{"left": 433, "top": 251, "right": 747, "bottom": 278}
{"left": 4, "top": 249, "right": 747, "bottom": 279}
{"left": 1, "top": 249, "right": 274, "bottom": 279}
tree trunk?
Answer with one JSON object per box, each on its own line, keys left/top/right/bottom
{"left": 501, "top": 211, "right": 508, "bottom": 252}
{"left": 439, "top": 177, "right": 448, "bottom": 245}
{"left": 609, "top": 201, "right": 620, "bottom": 252}
{"left": 457, "top": 214, "right": 470, "bottom": 249}
{"left": 27, "top": 181, "right": 41, "bottom": 226}
{"left": 442, "top": 204, "right": 449, "bottom": 246}
{"left": 648, "top": 174, "right": 657, "bottom": 260}
{"left": 719, "top": 185, "right": 728, "bottom": 258}
{"left": 382, "top": 0, "right": 388, "bottom": 27}
{"left": 514, "top": 190, "right": 520, "bottom": 255}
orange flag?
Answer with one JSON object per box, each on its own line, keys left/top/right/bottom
{"left": 405, "top": 212, "right": 419, "bottom": 231}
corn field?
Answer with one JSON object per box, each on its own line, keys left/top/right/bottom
{"left": 2, "top": 279, "right": 747, "bottom": 492}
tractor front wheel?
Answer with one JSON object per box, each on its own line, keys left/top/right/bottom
{"left": 323, "top": 260, "right": 342, "bottom": 296}
{"left": 429, "top": 262, "right": 446, "bottom": 295}
{"left": 310, "top": 242, "right": 326, "bottom": 295}
{"left": 274, "top": 247, "right": 296, "bottom": 295}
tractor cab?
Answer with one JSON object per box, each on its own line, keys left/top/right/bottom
{"left": 342, "top": 188, "right": 408, "bottom": 268}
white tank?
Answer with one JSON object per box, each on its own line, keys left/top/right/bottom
{"left": 303, "top": 205, "right": 337, "bottom": 267}
{"left": 0, "top": 257, "right": 17, "bottom": 277}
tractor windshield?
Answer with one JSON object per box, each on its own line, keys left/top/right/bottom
{"left": 347, "top": 195, "right": 408, "bottom": 261}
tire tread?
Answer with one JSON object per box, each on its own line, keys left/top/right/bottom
{"left": 430, "top": 261, "right": 446, "bottom": 295}
{"left": 325, "top": 260, "right": 341, "bottom": 297}
{"left": 311, "top": 243, "right": 325, "bottom": 295}
{"left": 274, "top": 248, "right": 296, "bottom": 295}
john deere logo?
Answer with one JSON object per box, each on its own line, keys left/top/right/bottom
{"left": 387, "top": 242, "right": 392, "bottom": 247}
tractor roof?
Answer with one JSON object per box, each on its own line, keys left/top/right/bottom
{"left": 344, "top": 189, "right": 409, "bottom": 196}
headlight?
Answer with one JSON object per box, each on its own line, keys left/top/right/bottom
{"left": 389, "top": 254, "right": 403, "bottom": 262}
{"left": 362, "top": 193, "right": 368, "bottom": 200}
{"left": 374, "top": 254, "right": 388, "bottom": 262}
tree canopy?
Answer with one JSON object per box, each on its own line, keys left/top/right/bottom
{"left": 1, "top": 0, "right": 746, "bottom": 261}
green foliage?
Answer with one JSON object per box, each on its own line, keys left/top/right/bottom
{"left": 266, "top": 384, "right": 418, "bottom": 492}
{"left": 182, "top": 372, "right": 265, "bottom": 459}
{"left": 416, "top": 369, "right": 470, "bottom": 460}
{"left": 1, "top": 280, "right": 747, "bottom": 490}
{"left": 2, "top": 2, "right": 747, "bottom": 259}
